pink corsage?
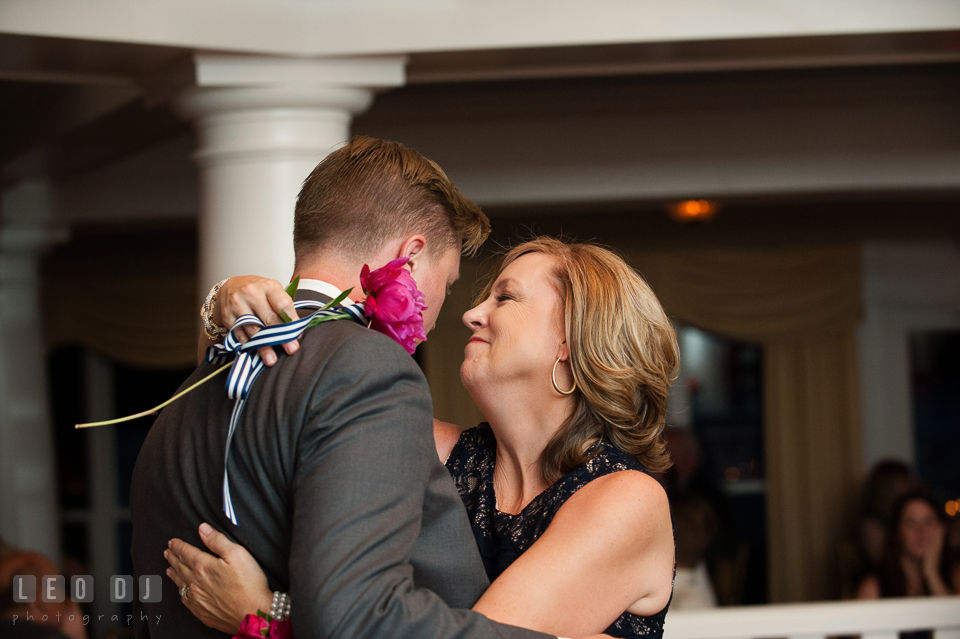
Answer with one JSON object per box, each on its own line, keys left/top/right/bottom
{"left": 234, "top": 612, "right": 292, "bottom": 639}
{"left": 360, "top": 257, "right": 427, "bottom": 354}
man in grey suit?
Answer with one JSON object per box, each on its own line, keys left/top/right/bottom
{"left": 130, "top": 137, "right": 553, "bottom": 639}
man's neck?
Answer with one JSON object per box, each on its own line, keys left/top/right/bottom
{"left": 296, "top": 279, "right": 358, "bottom": 305}
{"left": 295, "top": 241, "right": 408, "bottom": 303}
{"left": 294, "top": 259, "right": 366, "bottom": 303}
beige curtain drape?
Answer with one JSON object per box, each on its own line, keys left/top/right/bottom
{"left": 424, "top": 245, "right": 863, "bottom": 603}
{"left": 43, "top": 273, "right": 198, "bottom": 368}
{"left": 629, "top": 246, "right": 863, "bottom": 603}
{"left": 762, "top": 331, "right": 862, "bottom": 602}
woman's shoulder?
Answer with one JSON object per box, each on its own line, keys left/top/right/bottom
{"left": 434, "top": 419, "right": 462, "bottom": 463}
{"left": 547, "top": 442, "right": 646, "bottom": 500}
{"left": 557, "top": 464, "right": 671, "bottom": 548}
{"left": 571, "top": 468, "right": 669, "bottom": 517}
{"left": 548, "top": 468, "right": 674, "bottom": 615}
{"left": 547, "top": 449, "right": 670, "bottom": 544}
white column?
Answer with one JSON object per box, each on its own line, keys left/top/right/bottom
{"left": 0, "top": 180, "right": 68, "bottom": 563}
{"left": 84, "top": 353, "right": 120, "bottom": 639}
{"left": 175, "top": 54, "right": 407, "bottom": 295}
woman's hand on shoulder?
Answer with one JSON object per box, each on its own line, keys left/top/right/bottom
{"left": 473, "top": 470, "right": 673, "bottom": 637}
{"left": 197, "top": 276, "right": 299, "bottom": 366}
{"left": 164, "top": 523, "right": 273, "bottom": 634}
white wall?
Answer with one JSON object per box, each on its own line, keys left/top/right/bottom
{"left": 858, "top": 241, "right": 960, "bottom": 469}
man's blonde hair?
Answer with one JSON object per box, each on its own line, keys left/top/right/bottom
{"left": 478, "top": 237, "right": 678, "bottom": 484}
{"left": 294, "top": 136, "right": 489, "bottom": 267}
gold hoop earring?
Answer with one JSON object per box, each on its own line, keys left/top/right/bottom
{"left": 552, "top": 357, "right": 576, "bottom": 395}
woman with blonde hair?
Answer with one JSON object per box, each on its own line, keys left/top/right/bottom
{"left": 166, "top": 237, "right": 678, "bottom": 638}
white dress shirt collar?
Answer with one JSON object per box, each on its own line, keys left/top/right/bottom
{"left": 296, "top": 279, "right": 357, "bottom": 306}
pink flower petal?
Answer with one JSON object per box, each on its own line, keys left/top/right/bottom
{"left": 359, "top": 257, "right": 426, "bottom": 353}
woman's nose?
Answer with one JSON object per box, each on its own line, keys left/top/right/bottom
{"left": 462, "top": 304, "right": 485, "bottom": 329}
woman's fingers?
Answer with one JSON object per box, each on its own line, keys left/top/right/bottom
{"left": 164, "top": 562, "right": 203, "bottom": 620}
{"left": 199, "top": 522, "right": 242, "bottom": 557}
{"left": 164, "top": 549, "right": 194, "bottom": 588}
{"left": 218, "top": 277, "right": 300, "bottom": 365}
{"left": 166, "top": 537, "right": 217, "bottom": 587}
{"left": 164, "top": 526, "right": 270, "bottom": 635}
{"left": 265, "top": 283, "right": 299, "bottom": 325}
{"left": 197, "top": 524, "right": 271, "bottom": 593}
{"left": 195, "top": 524, "right": 273, "bottom": 621}
{"left": 164, "top": 564, "right": 183, "bottom": 590}
{"left": 240, "top": 324, "right": 260, "bottom": 344}
{"left": 225, "top": 278, "right": 295, "bottom": 326}
{"left": 164, "top": 536, "right": 238, "bottom": 633}
{"left": 255, "top": 281, "right": 300, "bottom": 358}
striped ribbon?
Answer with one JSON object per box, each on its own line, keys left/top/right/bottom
{"left": 205, "top": 299, "right": 367, "bottom": 525}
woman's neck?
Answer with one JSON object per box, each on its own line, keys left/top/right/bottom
{"left": 476, "top": 384, "right": 574, "bottom": 515}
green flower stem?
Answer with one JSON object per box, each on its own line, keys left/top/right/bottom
{"left": 75, "top": 288, "right": 359, "bottom": 430}
{"left": 306, "top": 312, "right": 352, "bottom": 328}
{"left": 75, "top": 361, "right": 235, "bottom": 429}
{"left": 278, "top": 276, "right": 301, "bottom": 323}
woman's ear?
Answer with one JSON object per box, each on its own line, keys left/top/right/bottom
{"left": 556, "top": 339, "right": 570, "bottom": 362}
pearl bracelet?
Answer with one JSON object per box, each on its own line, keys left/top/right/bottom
{"left": 270, "top": 591, "right": 291, "bottom": 621}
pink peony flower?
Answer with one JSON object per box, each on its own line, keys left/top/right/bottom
{"left": 268, "top": 620, "right": 294, "bottom": 639}
{"left": 235, "top": 613, "right": 270, "bottom": 639}
{"left": 360, "top": 257, "right": 427, "bottom": 354}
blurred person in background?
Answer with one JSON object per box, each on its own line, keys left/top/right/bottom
{"left": 0, "top": 550, "right": 87, "bottom": 639}
{"left": 858, "top": 460, "right": 916, "bottom": 573}
{"left": 670, "top": 491, "right": 719, "bottom": 610}
{"left": 659, "top": 426, "right": 743, "bottom": 604}
{"left": 857, "top": 489, "right": 959, "bottom": 599}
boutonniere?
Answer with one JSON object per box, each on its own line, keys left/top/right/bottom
{"left": 360, "top": 257, "right": 427, "bottom": 354}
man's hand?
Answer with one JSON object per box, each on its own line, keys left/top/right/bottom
{"left": 197, "top": 276, "right": 299, "bottom": 366}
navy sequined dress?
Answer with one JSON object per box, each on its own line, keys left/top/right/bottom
{"left": 445, "top": 424, "right": 671, "bottom": 639}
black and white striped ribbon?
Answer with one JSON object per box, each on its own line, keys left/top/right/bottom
{"left": 205, "top": 299, "right": 367, "bottom": 525}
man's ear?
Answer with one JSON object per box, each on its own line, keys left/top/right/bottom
{"left": 398, "top": 234, "right": 427, "bottom": 271}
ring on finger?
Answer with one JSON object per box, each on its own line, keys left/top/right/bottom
{"left": 180, "top": 584, "right": 191, "bottom": 601}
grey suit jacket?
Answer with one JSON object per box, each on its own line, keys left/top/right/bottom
{"left": 130, "top": 290, "right": 551, "bottom": 639}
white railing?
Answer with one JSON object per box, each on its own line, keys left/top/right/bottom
{"left": 663, "top": 596, "right": 960, "bottom": 639}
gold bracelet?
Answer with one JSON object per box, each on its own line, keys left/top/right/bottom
{"left": 201, "top": 278, "right": 230, "bottom": 340}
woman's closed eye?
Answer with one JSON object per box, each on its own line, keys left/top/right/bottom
{"left": 495, "top": 293, "right": 514, "bottom": 303}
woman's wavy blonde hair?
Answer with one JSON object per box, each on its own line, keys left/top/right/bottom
{"left": 478, "top": 237, "right": 679, "bottom": 485}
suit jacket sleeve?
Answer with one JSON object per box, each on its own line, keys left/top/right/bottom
{"left": 288, "top": 332, "right": 553, "bottom": 639}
